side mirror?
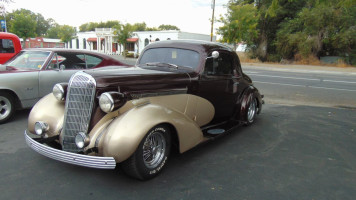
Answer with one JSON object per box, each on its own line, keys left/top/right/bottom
{"left": 206, "top": 51, "right": 219, "bottom": 59}
{"left": 59, "top": 64, "right": 65, "bottom": 70}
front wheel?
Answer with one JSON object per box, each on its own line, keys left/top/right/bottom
{"left": 0, "top": 92, "right": 15, "bottom": 124}
{"left": 121, "top": 124, "right": 171, "bottom": 180}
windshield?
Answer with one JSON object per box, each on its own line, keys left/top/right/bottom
{"left": 138, "top": 48, "right": 200, "bottom": 70}
{"left": 6, "top": 51, "right": 50, "bottom": 70}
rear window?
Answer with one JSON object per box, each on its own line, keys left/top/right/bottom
{"left": 0, "top": 39, "right": 15, "bottom": 53}
{"left": 139, "top": 48, "right": 200, "bottom": 69}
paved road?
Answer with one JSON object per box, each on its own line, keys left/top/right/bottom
{"left": 1, "top": 59, "right": 355, "bottom": 199}
{"left": 243, "top": 66, "right": 356, "bottom": 108}
{"left": 0, "top": 104, "right": 355, "bottom": 200}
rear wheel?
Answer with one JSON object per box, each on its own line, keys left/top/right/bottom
{"left": 121, "top": 124, "right": 171, "bottom": 180}
{"left": 245, "top": 97, "right": 257, "bottom": 125}
{"left": 0, "top": 92, "right": 15, "bottom": 124}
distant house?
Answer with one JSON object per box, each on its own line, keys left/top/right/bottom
{"left": 69, "top": 29, "right": 216, "bottom": 56}
{"left": 25, "top": 37, "right": 64, "bottom": 48}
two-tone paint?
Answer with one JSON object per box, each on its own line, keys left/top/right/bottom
{"left": 25, "top": 40, "right": 263, "bottom": 171}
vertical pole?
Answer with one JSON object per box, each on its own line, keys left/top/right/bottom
{"left": 210, "top": 0, "right": 215, "bottom": 42}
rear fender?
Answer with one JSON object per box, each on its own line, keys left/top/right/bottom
{"left": 100, "top": 103, "right": 204, "bottom": 163}
{"left": 239, "top": 86, "right": 262, "bottom": 122}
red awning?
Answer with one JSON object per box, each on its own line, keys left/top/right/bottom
{"left": 127, "top": 38, "right": 138, "bottom": 42}
{"left": 87, "top": 38, "right": 104, "bottom": 42}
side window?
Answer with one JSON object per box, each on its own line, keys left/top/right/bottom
{"left": 204, "top": 52, "right": 234, "bottom": 76}
{"left": 0, "top": 39, "right": 15, "bottom": 53}
{"left": 47, "top": 54, "right": 66, "bottom": 69}
{"left": 77, "top": 54, "right": 103, "bottom": 68}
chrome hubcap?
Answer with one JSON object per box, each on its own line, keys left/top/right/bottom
{"left": 0, "top": 96, "right": 11, "bottom": 120}
{"left": 247, "top": 98, "right": 257, "bottom": 123}
{"left": 143, "top": 131, "right": 166, "bottom": 169}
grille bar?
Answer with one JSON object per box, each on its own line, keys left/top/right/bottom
{"left": 61, "top": 72, "right": 96, "bottom": 152}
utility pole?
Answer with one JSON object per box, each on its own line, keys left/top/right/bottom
{"left": 210, "top": 0, "right": 215, "bottom": 41}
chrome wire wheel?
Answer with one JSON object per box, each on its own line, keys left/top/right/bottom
{"left": 142, "top": 131, "right": 167, "bottom": 169}
{"left": 0, "top": 95, "right": 12, "bottom": 121}
{"left": 247, "top": 98, "right": 257, "bottom": 123}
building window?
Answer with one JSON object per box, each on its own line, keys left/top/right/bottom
{"left": 76, "top": 39, "right": 79, "bottom": 49}
{"left": 83, "top": 39, "right": 87, "bottom": 49}
{"left": 145, "top": 38, "right": 149, "bottom": 46}
{"left": 126, "top": 42, "right": 135, "bottom": 51}
{"left": 70, "top": 40, "right": 72, "bottom": 48}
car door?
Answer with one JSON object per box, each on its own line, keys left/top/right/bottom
{"left": 197, "top": 51, "right": 243, "bottom": 123}
{"left": 38, "top": 52, "right": 86, "bottom": 97}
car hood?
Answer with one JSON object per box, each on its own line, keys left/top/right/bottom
{"left": 84, "top": 66, "right": 194, "bottom": 91}
{"left": 0, "top": 65, "right": 35, "bottom": 73}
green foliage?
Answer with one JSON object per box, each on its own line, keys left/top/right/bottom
{"left": 220, "top": 0, "right": 356, "bottom": 65}
{"left": 6, "top": 9, "right": 54, "bottom": 39}
{"left": 46, "top": 23, "right": 76, "bottom": 42}
{"left": 79, "top": 20, "right": 121, "bottom": 32}
{"left": 158, "top": 24, "right": 180, "bottom": 31}
{"left": 218, "top": 2, "right": 259, "bottom": 46}
{"left": 57, "top": 25, "right": 76, "bottom": 43}
{"left": 276, "top": 0, "right": 356, "bottom": 64}
{"left": 113, "top": 23, "right": 134, "bottom": 57}
{"left": 8, "top": 9, "right": 37, "bottom": 39}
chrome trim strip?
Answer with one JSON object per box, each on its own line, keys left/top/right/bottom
{"left": 25, "top": 131, "right": 116, "bottom": 169}
{"left": 130, "top": 88, "right": 188, "bottom": 99}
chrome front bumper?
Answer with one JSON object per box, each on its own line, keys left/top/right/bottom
{"left": 24, "top": 130, "right": 116, "bottom": 169}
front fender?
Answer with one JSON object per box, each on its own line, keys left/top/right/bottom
{"left": 101, "top": 103, "right": 204, "bottom": 163}
{"left": 28, "top": 93, "right": 65, "bottom": 137}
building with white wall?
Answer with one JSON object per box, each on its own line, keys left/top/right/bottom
{"left": 68, "top": 29, "right": 216, "bottom": 56}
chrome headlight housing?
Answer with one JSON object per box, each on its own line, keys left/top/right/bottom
{"left": 99, "top": 92, "right": 126, "bottom": 113}
{"left": 34, "top": 121, "right": 49, "bottom": 136}
{"left": 75, "top": 132, "right": 90, "bottom": 148}
{"left": 53, "top": 83, "right": 68, "bottom": 101}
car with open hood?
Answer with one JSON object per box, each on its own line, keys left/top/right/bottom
{"left": 0, "top": 48, "right": 129, "bottom": 124}
{"left": 24, "top": 40, "right": 263, "bottom": 180}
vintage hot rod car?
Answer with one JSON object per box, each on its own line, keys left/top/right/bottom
{"left": 25, "top": 40, "right": 263, "bottom": 180}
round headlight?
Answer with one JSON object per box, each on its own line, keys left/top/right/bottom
{"left": 75, "top": 132, "right": 90, "bottom": 149}
{"left": 53, "top": 83, "right": 67, "bottom": 101}
{"left": 99, "top": 93, "right": 115, "bottom": 113}
{"left": 34, "top": 121, "right": 49, "bottom": 136}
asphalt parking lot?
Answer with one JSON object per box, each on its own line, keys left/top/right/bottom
{"left": 0, "top": 103, "right": 355, "bottom": 200}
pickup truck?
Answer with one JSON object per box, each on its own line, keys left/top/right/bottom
{"left": 0, "top": 32, "right": 21, "bottom": 64}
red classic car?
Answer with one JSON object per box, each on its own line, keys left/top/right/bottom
{"left": 25, "top": 40, "right": 263, "bottom": 180}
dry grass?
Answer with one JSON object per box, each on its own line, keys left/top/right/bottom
{"left": 237, "top": 52, "right": 354, "bottom": 68}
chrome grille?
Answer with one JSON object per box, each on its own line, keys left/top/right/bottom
{"left": 61, "top": 72, "right": 96, "bottom": 152}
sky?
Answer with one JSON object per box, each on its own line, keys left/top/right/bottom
{"left": 5, "top": 0, "right": 230, "bottom": 35}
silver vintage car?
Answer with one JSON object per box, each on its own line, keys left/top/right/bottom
{"left": 0, "top": 48, "right": 129, "bottom": 124}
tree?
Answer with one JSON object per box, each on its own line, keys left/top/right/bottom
{"left": 218, "top": 2, "right": 259, "bottom": 49}
{"left": 275, "top": 0, "right": 356, "bottom": 64}
{"left": 158, "top": 24, "right": 180, "bottom": 31}
{"left": 8, "top": 9, "right": 37, "bottom": 40}
{"left": 57, "top": 25, "right": 76, "bottom": 43}
{"left": 113, "top": 23, "right": 133, "bottom": 57}
{"left": 79, "top": 20, "right": 120, "bottom": 32}
{"left": 6, "top": 9, "right": 53, "bottom": 39}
